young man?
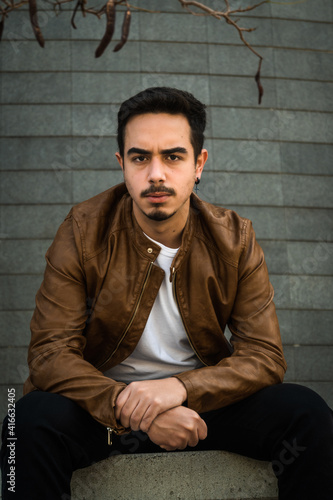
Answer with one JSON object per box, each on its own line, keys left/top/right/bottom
{"left": 1, "top": 87, "right": 332, "bottom": 499}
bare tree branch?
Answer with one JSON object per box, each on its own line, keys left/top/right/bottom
{"left": 0, "top": 0, "right": 272, "bottom": 103}
{"left": 178, "top": 0, "right": 268, "bottom": 103}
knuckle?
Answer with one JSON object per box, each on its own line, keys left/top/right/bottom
{"left": 142, "top": 412, "right": 152, "bottom": 422}
{"left": 153, "top": 397, "right": 161, "bottom": 408}
{"left": 122, "top": 406, "right": 131, "bottom": 418}
{"left": 140, "top": 418, "right": 151, "bottom": 432}
{"left": 130, "top": 416, "right": 140, "bottom": 428}
{"left": 185, "top": 422, "right": 195, "bottom": 432}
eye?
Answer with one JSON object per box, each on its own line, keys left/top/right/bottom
{"left": 166, "top": 154, "right": 181, "bottom": 161}
{"left": 133, "top": 155, "right": 148, "bottom": 163}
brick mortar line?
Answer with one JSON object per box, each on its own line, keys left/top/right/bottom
{"left": 1, "top": 345, "right": 333, "bottom": 349}
{"left": 1, "top": 137, "right": 332, "bottom": 146}
{"left": 1, "top": 204, "right": 333, "bottom": 210}
{"left": 1, "top": 169, "right": 332, "bottom": 177}
{"left": 5, "top": 7, "right": 333, "bottom": 24}
{"left": 2, "top": 103, "right": 332, "bottom": 115}
{"left": 1, "top": 38, "right": 332, "bottom": 53}
{"left": 1, "top": 272, "right": 332, "bottom": 278}
{"left": 2, "top": 238, "right": 333, "bottom": 243}
{"left": 1, "top": 172, "right": 332, "bottom": 178}
{"left": 0, "top": 138, "right": 332, "bottom": 145}
{"left": 1, "top": 307, "right": 333, "bottom": 313}
{"left": 1, "top": 205, "right": 333, "bottom": 210}
{"left": 1, "top": 71, "right": 332, "bottom": 85}
{"left": 215, "top": 204, "right": 333, "bottom": 209}
{"left": 1, "top": 106, "right": 333, "bottom": 115}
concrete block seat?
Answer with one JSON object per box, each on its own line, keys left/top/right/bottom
{"left": 71, "top": 450, "right": 278, "bottom": 500}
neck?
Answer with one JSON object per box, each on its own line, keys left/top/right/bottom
{"left": 143, "top": 224, "right": 182, "bottom": 249}
{"left": 133, "top": 203, "right": 189, "bottom": 248}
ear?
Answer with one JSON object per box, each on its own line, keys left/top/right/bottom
{"left": 115, "top": 152, "right": 124, "bottom": 171}
{"left": 195, "top": 149, "right": 208, "bottom": 180}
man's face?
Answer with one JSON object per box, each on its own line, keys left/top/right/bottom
{"left": 116, "top": 113, "right": 207, "bottom": 225}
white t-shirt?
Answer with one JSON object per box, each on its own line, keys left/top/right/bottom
{"left": 104, "top": 236, "right": 204, "bottom": 383}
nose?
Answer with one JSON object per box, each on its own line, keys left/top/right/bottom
{"left": 147, "top": 157, "right": 166, "bottom": 183}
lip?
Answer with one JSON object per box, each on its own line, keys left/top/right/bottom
{"left": 145, "top": 193, "right": 171, "bottom": 203}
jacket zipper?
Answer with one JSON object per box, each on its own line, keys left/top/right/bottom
{"left": 97, "top": 261, "right": 154, "bottom": 371}
{"left": 103, "top": 262, "right": 154, "bottom": 444}
{"left": 107, "top": 427, "right": 118, "bottom": 446}
{"left": 171, "top": 267, "right": 207, "bottom": 367}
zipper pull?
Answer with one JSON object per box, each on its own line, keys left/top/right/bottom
{"left": 107, "top": 427, "right": 114, "bottom": 446}
{"left": 170, "top": 266, "right": 175, "bottom": 283}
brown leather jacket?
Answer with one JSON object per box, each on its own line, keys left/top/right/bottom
{"left": 24, "top": 183, "right": 286, "bottom": 434}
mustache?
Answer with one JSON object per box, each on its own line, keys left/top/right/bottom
{"left": 141, "top": 185, "right": 176, "bottom": 197}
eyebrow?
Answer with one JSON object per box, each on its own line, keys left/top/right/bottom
{"left": 126, "top": 147, "right": 188, "bottom": 156}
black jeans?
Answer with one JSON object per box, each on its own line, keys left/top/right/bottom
{"left": 1, "top": 383, "right": 333, "bottom": 499}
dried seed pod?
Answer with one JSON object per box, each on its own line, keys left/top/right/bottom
{"left": 255, "top": 58, "right": 264, "bottom": 105}
{"left": 113, "top": 8, "right": 131, "bottom": 52}
{"left": 28, "top": 0, "right": 45, "bottom": 48}
{"left": 95, "top": 0, "right": 116, "bottom": 58}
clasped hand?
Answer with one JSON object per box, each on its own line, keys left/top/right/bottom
{"left": 114, "top": 377, "right": 207, "bottom": 451}
{"left": 115, "top": 377, "right": 187, "bottom": 432}
{"left": 147, "top": 406, "right": 208, "bottom": 451}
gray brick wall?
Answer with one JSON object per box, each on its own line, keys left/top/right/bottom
{"left": 0, "top": 0, "right": 332, "bottom": 425}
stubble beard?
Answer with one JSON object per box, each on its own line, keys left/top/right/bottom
{"left": 139, "top": 185, "right": 178, "bottom": 221}
{"left": 143, "top": 207, "right": 177, "bottom": 222}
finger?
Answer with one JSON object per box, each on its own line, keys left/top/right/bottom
{"left": 139, "top": 405, "right": 161, "bottom": 433}
{"left": 114, "top": 387, "right": 130, "bottom": 420}
{"left": 118, "top": 397, "right": 142, "bottom": 428}
{"left": 161, "top": 445, "right": 174, "bottom": 451}
{"left": 178, "top": 440, "right": 189, "bottom": 450}
{"left": 131, "top": 399, "right": 163, "bottom": 432}
{"left": 128, "top": 399, "right": 157, "bottom": 431}
{"left": 160, "top": 444, "right": 169, "bottom": 451}
{"left": 161, "top": 441, "right": 184, "bottom": 451}
{"left": 187, "top": 433, "right": 199, "bottom": 447}
{"left": 128, "top": 403, "right": 149, "bottom": 431}
{"left": 198, "top": 419, "right": 208, "bottom": 440}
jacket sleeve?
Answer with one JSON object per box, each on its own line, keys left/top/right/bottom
{"left": 24, "top": 214, "right": 127, "bottom": 433}
{"left": 175, "top": 220, "right": 287, "bottom": 414}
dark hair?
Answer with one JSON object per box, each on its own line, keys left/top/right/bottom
{"left": 117, "top": 87, "right": 206, "bottom": 161}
